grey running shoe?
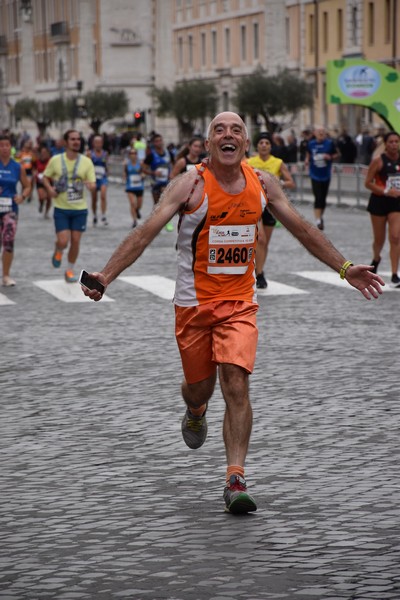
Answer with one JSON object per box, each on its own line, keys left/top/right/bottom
{"left": 223, "top": 474, "right": 257, "bottom": 514}
{"left": 181, "top": 408, "right": 207, "bottom": 449}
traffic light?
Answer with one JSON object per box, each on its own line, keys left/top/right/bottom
{"left": 134, "top": 111, "right": 144, "bottom": 126}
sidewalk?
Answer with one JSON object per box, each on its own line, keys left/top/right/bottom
{"left": 1, "top": 184, "right": 399, "bottom": 600}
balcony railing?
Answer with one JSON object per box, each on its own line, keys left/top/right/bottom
{"left": 50, "top": 21, "right": 70, "bottom": 44}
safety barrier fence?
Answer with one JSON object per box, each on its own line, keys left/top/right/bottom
{"left": 107, "top": 157, "right": 371, "bottom": 208}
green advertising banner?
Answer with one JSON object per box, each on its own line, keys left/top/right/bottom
{"left": 326, "top": 59, "right": 400, "bottom": 132}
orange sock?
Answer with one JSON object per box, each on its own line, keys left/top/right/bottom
{"left": 188, "top": 403, "right": 207, "bottom": 417}
{"left": 226, "top": 465, "right": 245, "bottom": 483}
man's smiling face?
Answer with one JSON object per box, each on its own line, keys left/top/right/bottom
{"left": 206, "top": 112, "right": 249, "bottom": 165}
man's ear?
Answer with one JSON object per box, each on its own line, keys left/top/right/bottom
{"left": 205, "top": 139, "right": 210, "bottom": 152}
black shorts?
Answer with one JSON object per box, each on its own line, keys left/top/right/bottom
{"left": 311, "top": 179, "right": 330, "bottom": 209}
{"left": 367, "top": 194, "right": 400, "bottom": 216}
{"left": 126, "top": 189, "right": 144, "bottom": 197}
{"left": 261, "top": 206, "right": 277, "bottom": 227}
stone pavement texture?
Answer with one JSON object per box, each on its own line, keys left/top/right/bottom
{"left": 1, "top": 183, "right": 400, "bottom": 600}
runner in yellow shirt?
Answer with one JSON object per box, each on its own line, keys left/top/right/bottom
{"left": 43, "top": 129, "right": 96, "bottom": 282}
{"left": 247, "top": 132, "right": 295, "bottom": 288}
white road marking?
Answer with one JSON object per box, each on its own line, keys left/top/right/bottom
{"left": 296, "top": 271, "right": 352, "bottom": 289}
{"left": 34, "top": 279, "right": 114, "bottom": 302}
{"left": 121, "top": 275, "right": 307, "bottom": 298}
{"left": 119, "top": 275, "right": 176, "bottom": 300}
{"left": 256, "top": 280, "right": 308, "bottom": 296}
{"left": 0, "top": 292, "right": 16, "bottom": 305}
{"left": 296, "top": 270, "right": 397, "bottom": 292}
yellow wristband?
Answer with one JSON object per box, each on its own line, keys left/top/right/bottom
{"left": 339, "top": 260, "right": 353, "bottom": 280}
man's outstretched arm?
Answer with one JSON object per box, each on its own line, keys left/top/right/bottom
{"left": 264, "top": 172, "right": 385, "bottom": 300}
{"left": 82, "top": 173, "right": 194, "bottom": 301}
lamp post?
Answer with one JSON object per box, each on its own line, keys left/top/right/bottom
{"left": 19, "top": 0, "right": 33, "bottom": 23}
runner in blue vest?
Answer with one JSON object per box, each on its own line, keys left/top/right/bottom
{"left": 305, "top": 126, "right": 339, "bottom": 230}
{"left": 143, "top": 133, "right": 173, "bottom": 231}
{"left": 88, "top": 135, "right": 109, "bottom": 226}
{"left": 0, "top": 134, "right": 31, "bottom": 286}
{"left": 124, "top": 149, "right": 144, "bottom": 228}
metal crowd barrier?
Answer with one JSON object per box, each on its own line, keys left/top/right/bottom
{"left": 107, "top": 156, "right": 371, "bottom": 208}
{"left": 289, "top": 163, "right": 370, "bottom": 207}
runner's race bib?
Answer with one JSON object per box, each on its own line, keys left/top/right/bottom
{"left": 67, "top": 184, "right": 83, "bottom": 203}
{"left": 95, "top": 166, "right": 106, "bottom": 178}
{"left": 155, "top": 167, "right": 169, "bottom": 183}
{"left": 384, "top": 175, "right": 400, "bottom": 194}
{"left": 129, "top": 174, "right": 142, "bottom": 187}
{"left": 207, "top": 224, "right": 256, "bottom": 274}
{"left": 0, "top": 197, "right": 12, "bottom": 213}
{"left": 313, "top": 153, "right": 327, "bottom": 168}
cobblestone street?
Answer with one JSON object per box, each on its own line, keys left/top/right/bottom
{"left": 1, "top": 184, "right": 399, "bottom": 600}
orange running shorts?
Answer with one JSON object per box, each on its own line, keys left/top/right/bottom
{"left": 175, "top": 300, "right": 259, "bottom": 384}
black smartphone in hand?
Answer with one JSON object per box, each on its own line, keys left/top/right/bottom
{"left": 79, "top": 270, "right": 105, "bottom": 294}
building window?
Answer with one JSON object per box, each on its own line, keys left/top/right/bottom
{"left": 322, "top": 11, "right": 328, "bottom": 52}
{"left": 241, "top": 24, "right": 246, "bottom": 61}
{"left": 309, "top": 14, "right": 314, "bottom": 53}
{"left": 178, "top": 37, "right": 183, "bottom": 69}
{"left": 385, "top": 0, "right": 391, "bottom": 43}
{"left": 188, "top": 34, "right": 193, "bottom": 68}
{"left": 285, "top": 17, "right": 290, "bottom": 55}
{"left": 351, "top": 6, "right": 358, "bottom": 45}
{"left": 201, "top": 32, "right": 206, "bottom": 67}
{"left": 253, "top": 22, "right": 259, "bottom": 60}
{"left": 211, "top": 30, "right": 217, "bottom": 65}
{"left": 368, "top": 2, "right": 374, "bottom": 45}
{"left": 225, "top": 28, "right": 230, "bottom": 63}
{"left": 337, "top": 9, "right": 343, "bottom": 50}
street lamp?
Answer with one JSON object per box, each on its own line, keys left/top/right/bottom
{"left": 20, "top": 0, "right": 33, "bottom": 23}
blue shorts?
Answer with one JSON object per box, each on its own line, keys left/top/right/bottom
{"left": 96, "top": 177, "right": 108, "bottom": 191}
{"left": 54, "top": 207, "right": 88, "bottom": 233}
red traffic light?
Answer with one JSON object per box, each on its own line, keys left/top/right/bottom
{"left": 134, "top": 111, "right": 141, "bottom": 119}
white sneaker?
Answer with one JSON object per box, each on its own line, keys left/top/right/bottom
{"left": 3, "top": 275, "right": 16, "bottom": 287}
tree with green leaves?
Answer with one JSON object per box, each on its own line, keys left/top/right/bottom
{"left": 84, "top": 89, "right": 129, "bottom": 134}
{"left": 152, "top": 80, "right": 218, "bottom": 141}
{"left": 13, "top": 97, "right": 69, "bottom": 135}
{"left": 234, "top": 67, "right": 314, "bottom": 135}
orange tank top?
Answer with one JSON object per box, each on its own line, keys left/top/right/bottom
{"left": 174, "top": 161, "right": 268, "bottom": 306}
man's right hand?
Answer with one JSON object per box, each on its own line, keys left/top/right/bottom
{"left": 81, "top": 271, "right": 107, "bottom": 302}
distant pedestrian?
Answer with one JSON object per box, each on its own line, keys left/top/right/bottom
{"left": 305, "top": 126, "right": 339, "bottom": 230}
{"left": 337, "top": 128, "right": 357, "bottom": 164}
{"left": 142, "top": 133, "right": 173, "bottom": 231}
{"left": 33, "top": 144, "right": 52, "bottom": 219}
{"left": 299, "top": 129, "right": 313, "bottom": 162}
{"left": 42, "top": 129, "right": 96, "bottom": 283}
{"left": 0, "top": 133, "right": 31, "bottom": 286}
{"left": 365, "top": 131, "right": 400, "bottom": 288}
{"left": 356, "top": 127, "right": 376, "bottom": 165}
{"left": 88, "top": 135, "right": 109, "bottom": 227}
{"left": 285, "top": 132, "right": 298, "bottom": 164}
{"left": 170, "top": 137, "right": 204, "bottom": 178}
{"left": 17, "top": 139, "right": 35, "bottom": 202}
{"left": 124, "top": 149, "right": 144, "bottom": 228}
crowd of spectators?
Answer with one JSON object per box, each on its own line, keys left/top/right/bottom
{"left": 1, "top": 122, "right": 391, "bottom": 168}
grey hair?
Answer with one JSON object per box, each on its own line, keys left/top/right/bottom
{"left": 206, "top": 113, "right": 249, "bottom": 140}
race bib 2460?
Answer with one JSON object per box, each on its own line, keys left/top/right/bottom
{"left": 208, "top": 224, "right": 256, "bottom": 274}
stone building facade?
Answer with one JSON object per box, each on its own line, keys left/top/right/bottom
{"left": 0, "top": 0, "right": 399, "bottom": 142}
